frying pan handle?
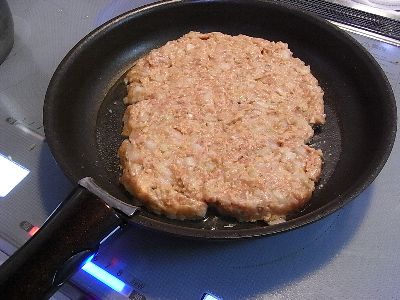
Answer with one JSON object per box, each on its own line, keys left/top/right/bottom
{"left": 0, "top": 186, "right": 124, "bottom": 299}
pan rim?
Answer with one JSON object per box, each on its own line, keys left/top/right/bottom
{"left": 43, "top": 0, "right": 397, "bottom": 239}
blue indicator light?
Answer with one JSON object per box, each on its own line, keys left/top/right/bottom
{"left": 81, "top": 258, "right": 127, "bottom": 293}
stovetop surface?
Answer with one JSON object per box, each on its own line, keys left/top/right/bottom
{"left": 0, "top": 1, "right": 399, "bottom": 299}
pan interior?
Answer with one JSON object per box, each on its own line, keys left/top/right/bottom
{"left": 95, "top": 71, "right": 342, "bottom": 228}
{"left": 44, "top": 0, "right": 396, "bottom": 238}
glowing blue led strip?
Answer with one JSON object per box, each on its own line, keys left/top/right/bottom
{"left": 81, "top": 256, "right": 221, "bottom": 299}
{"left": 81, "top": 257, "right": 128, "bottom": 294}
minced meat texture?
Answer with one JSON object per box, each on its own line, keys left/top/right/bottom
{"left": 119, "top": 32, "right": 325, "bottom": 224}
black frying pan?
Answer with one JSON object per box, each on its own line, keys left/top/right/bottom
{"left": 0, "top": 0, "right": 396, "bottom": 298}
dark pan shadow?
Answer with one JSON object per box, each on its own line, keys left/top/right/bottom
{"left": 38, "top": 143, "right": 73, "bottom": 214}
{"left": 101, "top": 186, "right": 373, "bottom": 299}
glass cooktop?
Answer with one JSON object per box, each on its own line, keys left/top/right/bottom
{"left": 0, "top": 1, "right": 399, "bottom": 299}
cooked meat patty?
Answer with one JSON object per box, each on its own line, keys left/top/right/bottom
{"left": 119, "top": 32, "right": 325, "bottom": 223}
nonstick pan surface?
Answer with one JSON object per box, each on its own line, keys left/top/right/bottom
{"left": 43, "top": 0, "right": 396, "bottom": 239}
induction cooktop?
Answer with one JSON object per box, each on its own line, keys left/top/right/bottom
{"left": 0, "top": 1, "right": 399, "bottom": 299}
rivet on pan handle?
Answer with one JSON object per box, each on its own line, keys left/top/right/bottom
{"left": 79, "top": 177, "right": 140, "bottom": 216}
